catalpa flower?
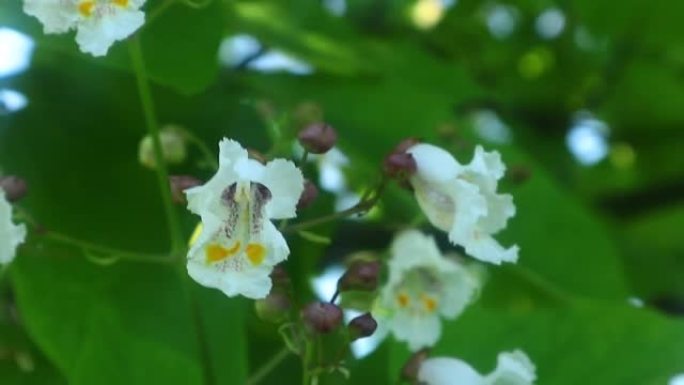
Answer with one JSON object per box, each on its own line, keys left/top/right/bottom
{"left": 407, "top": 144, "right": 519, "bottom": 265}
{"left": 418, "top": 350, "right": 536, "bottom": 385}
{"left": 185, "top": 139, "right": 304, "bottom": 299}
{"left": 375, "top": 230, "right": 479, "bottom": 351}
{"left": 0, "top": 190, "right": 27, "bottom": 265}
{"left": 23, "top": 0, "right": 145, "bottom": 56}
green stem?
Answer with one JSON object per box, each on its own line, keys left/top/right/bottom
{"left": 284, "top": 175, "right": 388, "bottom": 234}
{"left": 183, "top": 130, "right": 219, "bottom": 170}
{"left": 246, "top": 347, "right": 291, "bottom": 385}
{"left": 129, "top": 37, "right": 184, "bottom": 253}
{"left": 42, "top": 231, "right": 173, "bottom": 264}
{"left": 302, "top": 340, "right": 313, "bottom": 385}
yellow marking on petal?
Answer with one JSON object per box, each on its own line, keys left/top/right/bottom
{"left": 205, "top": 242, "right": 240, "bottom": 263}
{"left": 245, "top": 243, "right": 266, "bottom": 266}
{"left": 112, "top": 0, "right": 129, "bottom": 6}
{"left": 78, "top": 1, "right": 95, "bottom": 16}
{"left": 397, "top": 293, "right": 410, "bottom": 308}
{"left": 422, "top": 295, "right": 438, "bottom": 313}
{"left": 189, "top": 223, "right": 203, "bottom": 246}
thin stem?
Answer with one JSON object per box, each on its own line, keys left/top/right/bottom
{"left": 183, "top": 130, "right": 219, "bottom": 170}
{"left": 146, "top": 0, "right": 176, "bottom": 26}
{"left": 245, "top": 346, "right": 291, "bottom": 385}
{"left": 42, "top": 231, "right": 173, "bottom": 264}
{"left": 284, "top": 175, "right": 388, "bottom": 234}
{"left": 330, "top": 290, "right": 339, "bottom": 304}
{"left": 129, "top": 37, "right": 184, "bottom": 253}
{"left": 299, "top": 150, "right": 309, "bottom": 166}
{"left": 302, "top": 340, "right": 313, "bottom": 385}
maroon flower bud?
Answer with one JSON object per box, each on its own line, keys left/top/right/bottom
{"left": 0, "top": 176, "right": 28, "bottom": 202}
{"left": 338, "top": 260, "right": 381, "bottom": 292}
{"left": 401, "top": 349, "right": 430, "bottom": 382}
{"left": 507, "top": 164, "right": 532, "bottom": 185}
{"left": 301, "top": 301, "right": 343, "bottom": 334}
{"left": 383, "top": 152, "right": 417, "bottom": 179}
{"left": 169, "top": 175, "right": 202, "bottom": 204}
{"left": 255, "top": 291, "right": 292, "bottom": 323}
{"left": 298, "top": 123, "right": 338, "bottom": 154}
{"left": 347, "top": 312, "right": 377, "bottom": 341}
{"left": 297, "top": 180, "right": 319, "bottom": 210}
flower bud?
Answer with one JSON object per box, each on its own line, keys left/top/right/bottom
{"left": 347, "top": 312, "right": 377, "bottom": 341}
{"left": 255, "top": 290, "right": 292, "bottom": 323}
{"left": 401, "top": 349, "right": 430, "bottom": 382}
{"left": 297, "top": 180, "right": 319, "bottom": 210}
{"left": 297, "top": 123, "right": 337, "bottom": 154}
{"left": 0, "top": 176, "right": 27, "bottom": 202}
{"left": 383, "top": 138, "right": 420, "bottom": 180}
{"left": 169, "top": 175, "right": 202, "bottom": 204}
{"left": 383, "top": 152, "right": 417, "bottom": 179}
{"left": 337, "top": 260, "right": 381, "bottom": 292}
{"left": 301, "top": 301, "right": 343, "bottom": 334}
{"left": 138, "top": 125, "right": 187, "bottom": 169}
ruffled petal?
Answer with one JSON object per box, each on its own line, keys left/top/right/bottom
{"left": 390, "top": 311, "right": 442, "bottom": 351}
{"left": 23, "top": 0, "right": 79, "bottom": 34}
{"left": 418, "top": 357, "right": 484, "bottom": 385}
{"left": 459, "top": 232, "right": 519, "bottom": 265}
{"left": 388, "top": 230, "right": 444, "bottom": 275}
{"left": 75, "top": 7, "right": 144, "bottom": 56}
{"left": 437, "top": 265, "right": 479, "bottom": 319}
{"left": 258, "top": 159, "right": 304, "bottom": 219}
{"left": 485, "top": 350, "right": 536, "bottom": 385}
{"left": 408, "top": 143, "right": 461, "bottom": 183}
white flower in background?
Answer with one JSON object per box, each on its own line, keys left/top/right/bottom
{"left": 0, "top": 190, "right": 26, "bottom": 265}
{"left": 375, "top": 230, "right": 479, "bottom": 351}
{"left": 408, "top": 144, "right": 519, "bottom": 265}
{"left": 23, "top": 0, "right": 146, "bottom": 56}
{"left": 419, "top": 350, "right": 536, "bottom": 385}
{"left": 185, "top": 139, "right": 304, "bottom": 299}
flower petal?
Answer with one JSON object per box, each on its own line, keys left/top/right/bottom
{"left": 23, "top": 0, "right": 79, "bottom": 34}
{"left": 485, "top": 350, "right": 536, "bottom": 385}
{"left": 438, "top": 265, "right": 479, "bottom": 319}
{"left": 419, "top": 357, "right": 484, "bottom": 385}
{"left": 390, "top": 311, "right": 442, "bottom": 351}
{"left": 258, "top": 158, "right": 304, "bottom": 219}
{"left": 460, "top": 232, "right": 519, "bottom": 265}
{"left": 0, "top": 191, "right": 26, "bottom": 265}
{"left": 408, "top": 143, "right": 461, "bottom": 183}
{"left": 75, "top": 7, "right": 144, "bottom": 56}
{"left": 388, "top": 230, "right": 444, "bottom": 275}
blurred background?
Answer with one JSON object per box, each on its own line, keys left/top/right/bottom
{"left": 1, "top": 0, "right": 683, "bottom": 384}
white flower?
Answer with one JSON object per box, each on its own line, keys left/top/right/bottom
{"left": 407, "top": 144, "right": 519, "bottom": 265}
{"left": 375, "top": 230, "right": 479, "bottom": 351}
{"left": 185, "top": 139, "right": 304, "bottom": 299}
{"left": 418, "top": 350, "right": 536, "bottom": 385}
{"left": 23, "top": 0, "right": 145, "bottom": 56}
{"left": 0, "top": 190, "right": 26, "bottom": 265}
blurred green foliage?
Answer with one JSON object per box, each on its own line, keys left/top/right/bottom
{"left": 1, "top": 0, "right": 683, "bottom": 384}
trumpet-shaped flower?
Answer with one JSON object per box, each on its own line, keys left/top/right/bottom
{"left": 407, "top": 144, "right": 519, "bottom": 264}
{"left": 375, "top": 230, "right": 479, "bottom": 351}
{"left": 185, "top": 139, "right": 304, "bottom": 299}
{"left": 23, "top": 0, "right": 145, "bottom": 56}
{"left": 418, "top": 350, "right": 536, "bottom": 385}
{"left": 0, "top": 190, "right": 26, "bottom": 265}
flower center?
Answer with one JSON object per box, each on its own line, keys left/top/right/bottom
{"left": 78, "top": 1, "right": 96, "bottom": 16}
{"left": 203, "top": 181, "right": 271, "bottom": 269}
{"left": 394, "top": 268, "right": 442, "bottom": 314}
{"left": 112, "top": 0, "right": 129, "bottom": 6}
